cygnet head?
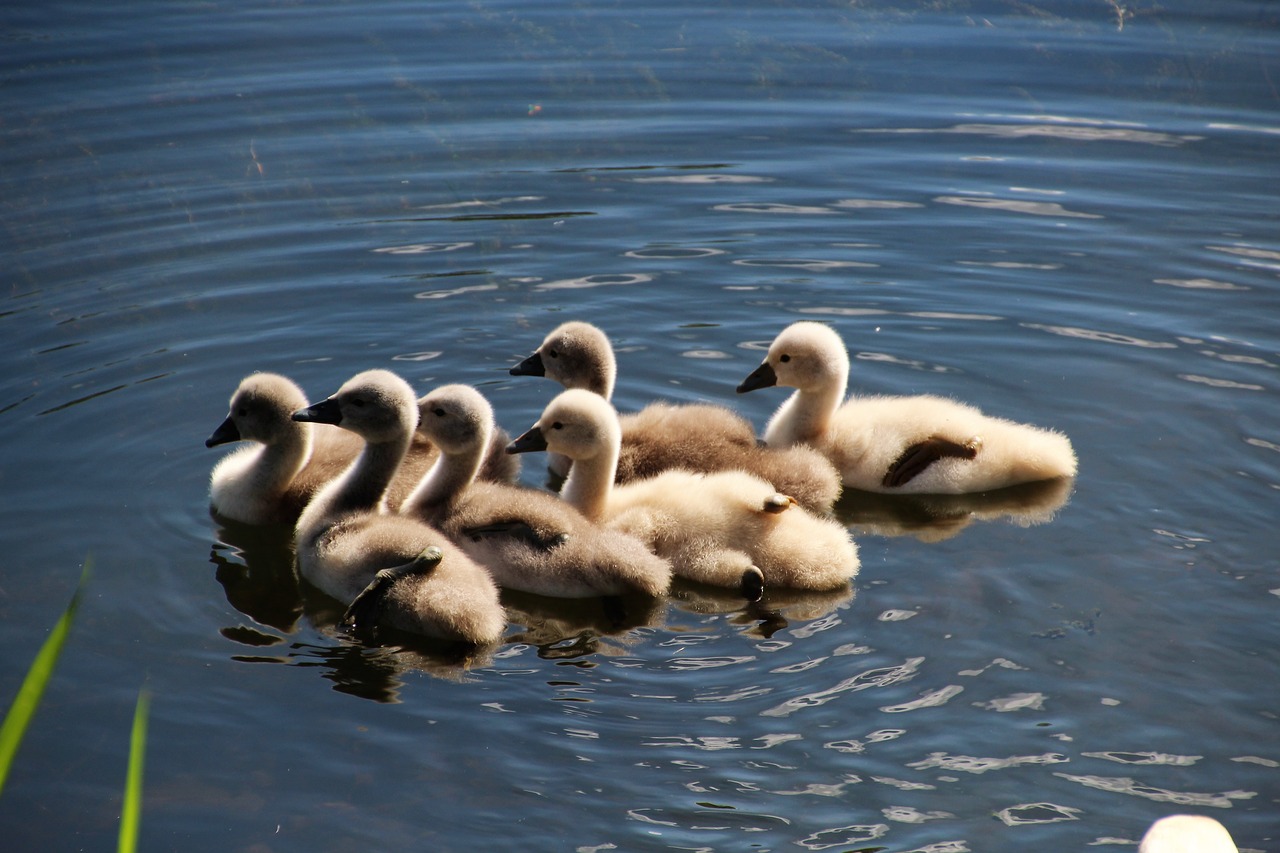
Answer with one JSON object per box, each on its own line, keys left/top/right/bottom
{"left": 292, "top": 369, "right": 418, "bottom": 443}
{"left": 738, "top": 321, "right": 850, "bottom": 395}
{"left": 509, "top": 321, "right": 616, "bottom": 398}
{"left": 416, "top": 384, "right": 493, "bottom": 455}
{"left": 507, "top": 388, "right": 620, "bottom": 463}
{"left": 207, "top": 372, "right": 309, "bottom": 448}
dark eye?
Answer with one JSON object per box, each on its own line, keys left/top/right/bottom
{"left": 351, "top": 397, "right": 366, "bottom": 408}
{"left": 236, "top": 407, "right": 248, "bottom": 417}
{"left": 432, "top": 407, "right": 447, "bottom": 417}
{"left": 548, "top": 349, "right": 559, "bottom": 359}
{"left": 779, "top": 354, "right": 791, "bottom": 363}
{"left": 551, "top": 421, "right": 563, "bottom": 430}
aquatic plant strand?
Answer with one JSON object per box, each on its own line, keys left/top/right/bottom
{"left": 0, "top": 560, "right": 91, "bottom": 797}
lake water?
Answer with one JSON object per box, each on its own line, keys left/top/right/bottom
{"left": 3, "top": 0, "right": 1278, "bottom": 849}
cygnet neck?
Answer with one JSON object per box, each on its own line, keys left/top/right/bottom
{"left": 767, "top": 350, "right": 850, "bottom": 447}
{"left": 299, "top": 426, "right": 411, "bottom": 538}
{"left": 256, "top": 421, "right": 313, "bottom": 495}
{"left": 402, "top": 423, "right": 489, "bottom": 516}
{"left": 560, "top": 441, "right": 619, "bottom": 523}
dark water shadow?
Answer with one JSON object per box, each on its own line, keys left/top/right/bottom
{"left": 209, "top": 515, "right": 302, "bottom": 634}
{"left": 669, "top": 578, "right": 855, "bottom": 639}
{"left": 834, "top": 476, "right": 1075, "bottom": 542}
{"left": 502, "top": 588, "right": 669, "bottom": 662}
{"left": 209, "top": 516, "right": 497, "bottom": 701}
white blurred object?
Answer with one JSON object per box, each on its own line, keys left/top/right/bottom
{"left": 1139, "top": 815, "right": 1238, "bottom": 853}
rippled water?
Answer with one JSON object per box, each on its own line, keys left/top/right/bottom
{"left": 3, "top": 0, "right": 1278, "bottom": 850}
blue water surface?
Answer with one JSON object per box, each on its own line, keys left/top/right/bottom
{"left": 2, "top": 0, "right": 1278, "bottom": 850}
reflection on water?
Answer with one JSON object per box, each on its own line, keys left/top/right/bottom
{"left": 837, "top": 477, "right": 1074, "bottom": 542}
{"left": 210, "top": 520, "right": 302, "bottom": 633}
{"left": 211, "top": 519, "right": 496, "bottom": 698}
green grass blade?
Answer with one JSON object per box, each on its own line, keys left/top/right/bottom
{"left": 0, "top": 559, "right": 92, "bottom": 797}
{"left": 118, "top": 686, "right": 151, "bottom": 853}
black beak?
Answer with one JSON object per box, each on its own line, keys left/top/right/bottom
{"left": 292, "top": 397, "right": 342, "bottom": 425}
{"left": 506, "top": 425, "right": 548, "bottom": 454}
{"left": 509, "top": 352, "right": 546, "bottom": 378}
{"left": 205, "top": 416, "right": 241, "bottom": 448}
{"left": 736, "top": 361, "right": 778, "bottom": 394}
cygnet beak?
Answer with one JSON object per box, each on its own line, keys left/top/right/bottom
{"left": 736, "top": 361, "right": 777, "bottom": 393}
{"left": 506, "top": 424, "right": 548, "bottom": 454}
{"left": 205, "top": 416, "right": 241, "bottom": 448}
{"left": 509, "top": 352, "right": 546, "bottom": 378}
{"left": 292, "top": 397, "right": 342, "bottom": 425}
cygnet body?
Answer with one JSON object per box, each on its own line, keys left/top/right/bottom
{"left": 508, "top": 389, "right": 860, "bottom": 597}
{"left": 208, "top": 372, "right": 515, "bottom": 525}
{"left": 738, "top": 321, "right": 1077, "bottom": 494}
{"left": 292, "top": 370, "right": 504, "bottom": 645}
{"left": 401, "top": 384, "right": 671, "bottom": 599}
{"left": 510, "top": 320, "right": 841, "bottom": 512}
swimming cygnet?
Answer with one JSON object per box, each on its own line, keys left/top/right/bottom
{"left": 738, "top": 321, "right": 1077, "bottom": 494}
{"left": 291, "top": 369, "right": 504, "bottom": 646}
{"left": 509, "top": 320, "right": 841, "bottom": 512}
{"left": 401, "top": 383, "right": 671, "bottom": 599}
{"left": 1138, "top": 815, "right": 1237, "bottom": 853}
{"left": 207, "top": 372, "right": 515, "bottom": 525}
{"left": 508, "top": 388, "right": 860, "bottom": 600}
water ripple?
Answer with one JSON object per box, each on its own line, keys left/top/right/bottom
{"left": 713, "top": 202, "right": 837, "bottom": 215}
{"left": 1178, "top": 374, "right": 1265, "bottom": 391}
{"left": 391, "top": 351, "right": 442, "bottom": 362}
{"left": 994, "top": 802, "right": 1082, "bottom": 826}
{"left": 858, "top": 117, "right": 1201, "bottom": 147}
{"left": 1082, "top": 751, "right": 1201, "bottom": 766}
{"left": 668, "top": 655, "right": 756, "bottom": 670}
{"left": 533, "top": 273, "right": 654, "bottom": 291}
{"left": 623, "top": 246, "right": 727, "bottom": 259}
{"left": 1155, "top": 277, "right": 1249, "bottom": 291}
{"left": 935, "top": 195, "right": 1103, "bottom": 219}
{"left": 880, "top": 684, "right": 964, "bottom": 713}
{"left": 975, "top": 692, "right": 1047, "bottom": 712}
{"left": 761, "top": 657, "right": 924, "bottom": 718}
{"left": 1023, "top": 323, "right": 1177, "bottom": 348}
{"left": 643, "top": 735, "right": 743, "bottom": 750}
{"left": 1052, "top": 772, "right": 1255, "bottom": 807}
{"left": 910, "top": 752, "right": 1069, "bottom": 774}
{"left": 883, "top": 806, "right": 955, "bottom": 824}
{"left": 1206, "top": 243, "right": 1280, "bottom": 271}
{"left": 631, "top": 174, "right": 773, "bottom": 184}
{"left": 831, "top": 198, "right": 924, "bottom": 210}
{"left": 417, "top": 195, "right": 543, "bottom": 211}
{"left": 414, "top": 283, "right": 499, "bottom": 300}
{"left": 626, "top": 805, "right": 791, "bottom": 833}
{"left": 732, "top": 258, "right": 877, "bottom": 271}
{"left": 372, "top": 241, "right": 473, "bottom": 254}
{"left": 797, "top": 823, "right": 889, "bottom": 850}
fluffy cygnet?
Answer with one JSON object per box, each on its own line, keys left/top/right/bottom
{"left": 401, "top": 384, "right": 671, "bottom": 599}
{"left": 291, "top": 369, "right": 504, "bottom": 646}
{"left": 509, "top": 320, "right": 841, "bottom": 511}
{"left": 738, "top": 321, "right": 1077, "bottom": 494}
{"left": 207, "top": 372, "right": 515, "bottom": 525}
{"left": 508, "top": 389, "right": 860, "bottom": 599}
{"left": 208, "top": 373, "right": 365, "bottom": 524}
{"left": 1138, "top": 815, "right": 1237, "bottom": 853}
